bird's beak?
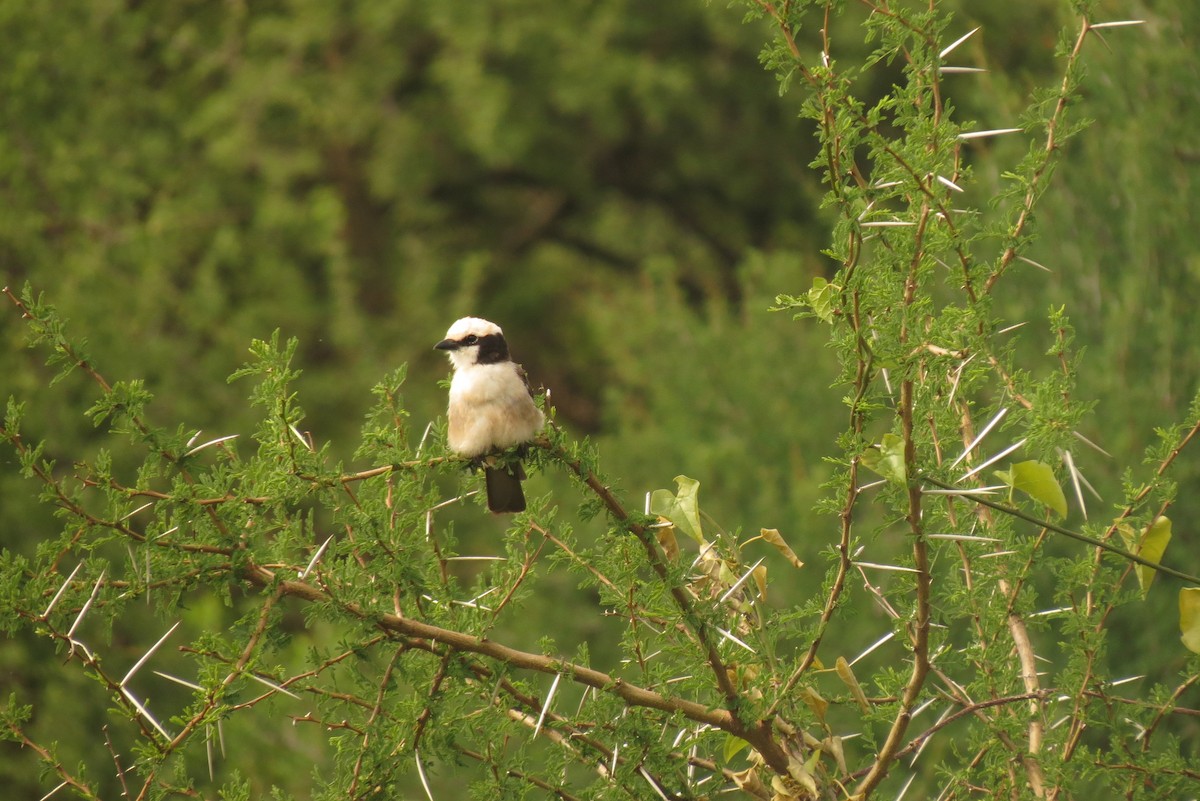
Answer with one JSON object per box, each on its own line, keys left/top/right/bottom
{"left": 434, "top": 339, "right": 459, "bottom": 351}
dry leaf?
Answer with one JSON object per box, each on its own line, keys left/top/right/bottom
{"left": 761, "top": 528, "right": 804, "bottom": 569}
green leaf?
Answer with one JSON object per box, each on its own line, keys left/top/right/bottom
{"left": 861, "top": 433, "right": 906, "bottom": 483}
{"left": 1133, "top": 516, "right": 1172, "bottom": 597}
{"left": 1180, "top": 588, "right": 1200, "bottom": 654}
{"left": 649, "top": 475, "right": 704, "bottom": 544}
{"left": 1116, "top": 522, "right": 1138, "bottom": 552}
{"left": 993, "top": 460, "right": 1067, "bottom": 517}
{"left": 808, "top": 277, "right": 838, "bottom": 324}
{"left": 723, "top": 734, "right": 751, "bottom": 763}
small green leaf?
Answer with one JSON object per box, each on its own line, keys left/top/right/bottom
{"left": 1180, "top": 588, "right": 1200, "bottom": 653}
{"left": 807, "top": 277, "right": 839, "bottom": 324}
{"left": 723, "top": 734, "right": 751, "bottom": 763}
{"left": 1116, "top": 522, "right": 1137, "bottom": 552}
{"left": 649, "top": 475, "right": 703, "bottom": 544}
{"left": 861, "top": 433, "right": 906, "bottom": 483}
{"left": 1134, "top": 516, "right": 1172, "bottom": 597}
{"left": 993, "top": 460, "right": 1067, "bottom": 517}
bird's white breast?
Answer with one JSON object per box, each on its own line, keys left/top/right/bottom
{"left": 447, "top": 363, "right": 544, "bottom": 456}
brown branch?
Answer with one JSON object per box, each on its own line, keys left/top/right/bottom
{"left": 855, "top": 196, "right": 935, "bottom": 796}
{"left": 538, "top": 439, "right": 799, "bottom": 772}
{"left": 236, "top": 560, "right": 793, "bottom": 774}
{"left": 1138, "top": 673, "right": 1200, "bottom": 751}
{"left": 350, "top": 646, "right": 407, "bottom": 799}
{"left": 5, "top": 721, "right": 102, "bottom": 801}
{"left": 852, "top": 691, "right": 1052, "bottom": 773}
{"left": 460, "top": 746, "right": 588, "bottom": 801}
{"left": 766, "top": 288, "right": 868, "bottom": 718}
{"left": 983, "top": 18, "right": 1091, "bottom": 295}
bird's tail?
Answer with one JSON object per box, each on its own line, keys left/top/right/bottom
{"left": 485, "top": 464, "right": 526, "bottom": 514}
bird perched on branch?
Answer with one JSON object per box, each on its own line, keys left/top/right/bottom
{"left": 435, "top": 317, "right": 545, "bottom": 513}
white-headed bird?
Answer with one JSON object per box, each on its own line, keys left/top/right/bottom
{"left": 435, "top": 317, "right": 544, "bottom": 513}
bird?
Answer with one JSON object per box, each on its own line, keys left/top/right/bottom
{"left": 435, "top": 317, "right": 545, "bottom": 513}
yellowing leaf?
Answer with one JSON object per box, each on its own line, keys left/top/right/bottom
{"left": 752, "top": 563, "right": 768, "bottom": 602}
{"left": 861, "top": 433, "right": 906, "bottom": 483}
{"left": 1134, "top": 516, "right": 1172, "bottom": 597}
{"left": 821, "top": 735, "right": 848, "bottom": 776}
{"left": 655, "top": 522, "right": 679, "bottom": 561}
{"left": 778, "top": 757, "right": 818, "bottom": 798}
{"left": 835, "top": 656, "right": 870, "bottom": 712}
{"left": 799, "top": 686, "right": 828, "bottom": 723}
{"left": 649, "top": 475, "right": 703, "bottom": 544}
{"left": 994, "top": 460, "right": 1067, "bottom": 517}
{"left": 760, "top": 527, "right": 804, "bottom": 569}
{"left": 730, "top": 765, "right": 765, "bottom": 795}
{"left": 1180, "top": 588, "right": 1200, "bottom": 653}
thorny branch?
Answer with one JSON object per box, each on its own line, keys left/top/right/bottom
{"left": 5, "top": 9, "right": 1200, "bottom": 790}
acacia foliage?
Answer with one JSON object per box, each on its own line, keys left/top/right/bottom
{"left": 3, "top": 1, "right": 1200, "bottom": 800}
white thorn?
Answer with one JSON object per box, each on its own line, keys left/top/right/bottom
{"left": 289, "top": 424, "right": 314, "bottom": 451}
{"left": 950, "top": 407, "right": 1008, "bottom": 469}
{"left": 415, "top": 749, "right": 435, "bottom": 801}
{"left": 1061, "top": 449, "right": 1087, "bottom": 520}
{"left": 717, "top": 558, "right": 766, "bottom": 605}
{"left": 153, "top": 670, "right": 204, "bottom": 691}
{"left": 936, "top": 174, "right": 965, "bottom": 193}
{"left": 120, "top": 502, "right": 154, "bottom": 521}
{"left": 714, "top": 627, "right": 756, "bottom": 654}
{"left": 896, "top": 771, "right": 918, "bottom": 800}
{"left": 184, "top": 434, "right": 238, "bottom": 457}
{"left": 206, "top": 724, "right": 216, "bottom": 780}
{"left": 939, "top": 26, "right": 980, "bottom": 58}
{"left": 639, "top": 766, "right": 671, "bottom": 801}
{"left": 299, "top": 535, "right": 334, "bottom": 579}
{"left": 957, "top": 128, "right": 1022, "bottom": 140}
{"left": 1017, "top": 255, "right": 1052, "bottom": 273}
{"left": 854, "top": 561, "right": 920, "bottom": 574}
{"left": 532, "top": 673, "right": 561, "bottom": 740}
{"left": 958, "top": 438, "right": 1026, "bottom": 482}
{"left": 121, "top": 621, "right": 181, "bottom": 687}
{"left": 42, "top": 563, "right": 82, "bottom": 619}
{"left": 247, "top": 672, "right": 301, "bottom": 699}
{"left": 1089, "top": 19, "right": 1144, "bottom": 29}
{"left": 850, "top": 630, "right": 896, "bottom": 665}
{"left": 66, "top": 570, "right": 106, "bottom": 640}
{"left": 1072, "top": 430, "right": 1112, "bottom": 458}
{"left": 38, "top": 781, "right": 70, "bottom": 801}
{"left": 415, "top": 421, "right": 434, "bottom": 458}
{"left": 120, "top": 686, "right": 172, "bottom": 740}
{"left": 922, "top": 485, "right": 1005, "bottom": 496}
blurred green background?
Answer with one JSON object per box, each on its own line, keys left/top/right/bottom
{"left": 2, "top": 0, "right": 1197, "bottom": 796}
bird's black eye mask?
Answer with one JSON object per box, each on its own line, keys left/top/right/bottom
{"left": 474, "top": 333, "right": 510, "bottom": 364}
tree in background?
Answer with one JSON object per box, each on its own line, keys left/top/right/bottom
{"left": 3, "top": 0, "right": 1200, "bottom": 799}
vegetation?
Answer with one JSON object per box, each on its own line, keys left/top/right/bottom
{"left": 2, "top": 1, "right": 1199, "bottom": 799}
